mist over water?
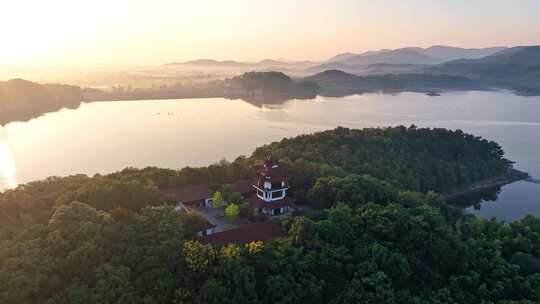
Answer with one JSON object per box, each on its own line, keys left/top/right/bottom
{"left": 2, "top": 90, "right": 539, "bottom": 220}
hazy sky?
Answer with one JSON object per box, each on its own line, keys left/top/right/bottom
{"left": 2, "top": 0, "right": 540, "bottom": 65}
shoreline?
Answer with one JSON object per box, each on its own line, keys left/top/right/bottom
{"left": 440, "top": 169, "right": 529, "bottom": 200}
{"left": 2, "top": 87, "right": 537, "bottom": 127}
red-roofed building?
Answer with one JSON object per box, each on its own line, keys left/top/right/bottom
{"left": 251, "top": 154, "right": 296, "bottom": 216}
{"left": 197, "top": 221, "right": 285, "bottom": 245}
{"left": 161, "top": 179, "right": 258, "bottom": 210}
{"left": 161, "top": 183, "right": 214, "bottom": 208}
{"left": 159, "top": 154, "right": 296, "bottom": 216}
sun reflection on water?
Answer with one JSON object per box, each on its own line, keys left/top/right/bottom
{"left": 0, "top": 127, "right": 17, "bottom": 189}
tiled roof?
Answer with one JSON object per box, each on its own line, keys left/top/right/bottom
{"left": 197, "top": 221, "right": 285, "bottom": 246}
{"left": 259, "top": 154, "right": 288, "bottom": 183}
{"left": 160, "top": 183, "right": 213, "bottom": 203}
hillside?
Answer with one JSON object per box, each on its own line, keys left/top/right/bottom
{"left": 424, "top": 46, "right": 540, "bottom": 93}
{"left": 0, "top": 79, "right": 83, "bottom": 125}
{"left": 303, "top": 70, "right": 479, "bottom": 95}
{"left": 417, "top": 45, "right": 507, "bottom": 61}
{"left": 340, "top": 48, "right": 441, "bottom": 65}
{"left": 327, "top": 46, "right": 506, "bottom": 66}
{"left": 326, "top": 52, "right": 360, "bottom": 62}
{"left": 223, "top": 71, "right": 319, "bottom": 101}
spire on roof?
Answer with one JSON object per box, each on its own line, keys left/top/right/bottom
{"left": 264, "top": 153, "right": 279, "bottom": 169}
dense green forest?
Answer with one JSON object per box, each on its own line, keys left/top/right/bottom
{"left": 254, "top": 126, "right": 512, "bottom": 203}
{"left": 3, "top": 126, "right": 539, "bottom": 303}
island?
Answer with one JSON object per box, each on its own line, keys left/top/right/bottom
{"left": 2, "top": 126, "right": 539, "bottom": 303}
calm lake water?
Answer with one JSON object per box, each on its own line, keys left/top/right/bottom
{"left": 1, "top": 91, "right": 539, "bottom": 221}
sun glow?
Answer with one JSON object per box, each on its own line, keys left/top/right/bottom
{"left": 0, "top": 0, "right": 539, "bottom": 66}
{"left": 0, "top": 0, "right": 156, "bottom": 65}
{"left": 0, "top": 128, "right": 17, "bottom": 189}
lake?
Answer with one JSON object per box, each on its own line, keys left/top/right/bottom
{"left": 1, "top": 90, "right": 539, "bottom": 221}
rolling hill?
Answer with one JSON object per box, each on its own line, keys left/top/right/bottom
{"left": 327, "top": 46, "right": 506, "bottom": 66}
{"left": 417, "top": 45, "right": 507, "bottom": 61}
{"left": 303, "top": 70, "right": 479, "bottom": 95}
{"left": 424, "top": 46, "right": 540, "bottom": 93}
{"left": 339, "top": 48, "right": 441, "bottom": 65}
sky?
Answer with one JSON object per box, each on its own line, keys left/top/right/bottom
{"left": 1, "top": 0, "right": 540, "bottom": 65}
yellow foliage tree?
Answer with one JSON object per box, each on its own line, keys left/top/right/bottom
{"left": 225, "top": 203, "right": 240, "bottom": 219}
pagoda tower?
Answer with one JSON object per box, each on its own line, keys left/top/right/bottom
{"left": 250, "top": 154, "right": 295, "bottom": 216}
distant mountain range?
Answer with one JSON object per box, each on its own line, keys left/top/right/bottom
{"left": 424, "top": 46, "right": 540, "bottom": 94}
{"left": 3, "top": 46, "right": 540, "bottom": 124}
{"left": 333, "top": 48, "right": 442, "bottom": 65}
{"left": 306, "top": 46, "right": 540, "bottom": 95}
{"left": 415, "top": 46, "right": 507, "bottom": 61}
{"left": 166, "top": 45, "right": 509, "bottom": 76}
{"left": 327, "top": 46, "right": 507, "bottom": 66}
{"left": 169, "top": 45, "right": 508, "bottom": 68}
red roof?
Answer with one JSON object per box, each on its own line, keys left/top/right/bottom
{"left": 259, "top": 154, "right": 288, "bottom": 184}
{"left": 160, "top": 183, "right": 213, "bottom": 204}
{"left": 246, "top": 194, "right": 296, "bottom": 209}
{"left": 197, "top": 221, "right": 285, "bottom": 245}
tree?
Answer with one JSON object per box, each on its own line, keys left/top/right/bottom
{"left": 225, "top": 204, "right": 240, "bottom": 219}
{"left": 220, "top": 184, "right": 235, "bottom": 201}
{"left": 181, "top": 212, "right": 212, "bottom": 237}
{"left": 212, "top": 191, "right": 225, "bottom": 208}
{"left": 183, "top": 241, "right": 215, "bottom": 271}
{"left": 92, "top": 264, "right": 141, "bottom": 304}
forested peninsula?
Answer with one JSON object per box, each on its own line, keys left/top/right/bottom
{"left": 2, "top": 126, "right": 539, "bottom": 303}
